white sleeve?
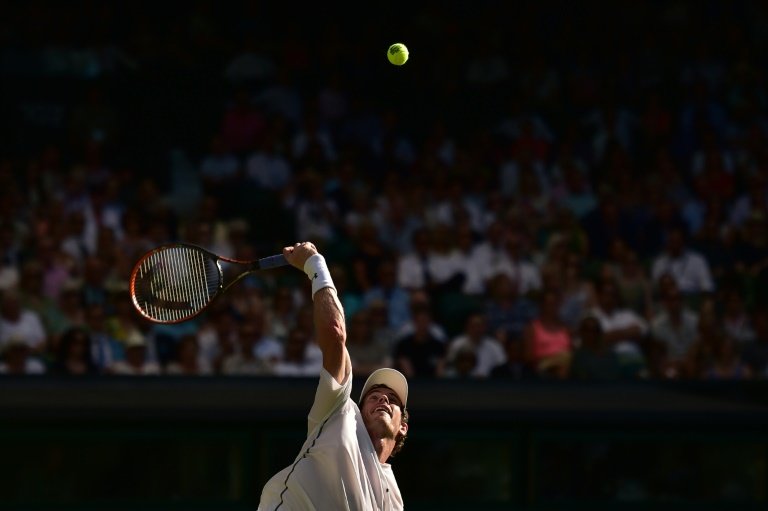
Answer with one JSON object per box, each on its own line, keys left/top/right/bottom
{"left": 307, "top": 367, "right": 352, "bottom": 434}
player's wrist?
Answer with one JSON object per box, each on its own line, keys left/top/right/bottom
{"left": 303, "top": 254, "right": 336, "bottom": 299}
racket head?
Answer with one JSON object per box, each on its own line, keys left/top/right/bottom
{"left": 129, "top": 244, "right": 223, "bottom": 323}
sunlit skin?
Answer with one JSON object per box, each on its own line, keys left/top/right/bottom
{"left": 360, "top": 385, "right": 408, "bottom": 463}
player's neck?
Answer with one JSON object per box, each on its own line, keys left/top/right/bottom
{"left": 369, "top": 433, "right": 396, "bottom": 463}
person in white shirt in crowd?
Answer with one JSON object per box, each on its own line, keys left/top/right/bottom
{"left": 447, "top": 312, "right": 507, "bottom": 378}
{"left": 259, "top": 242, "right": 409, "bottom": 510}
{"left": 108, "top": 330, "right": 161, "bottom": 375}
{"left": 0, "top": 289, "right": 47, "bottom": 355}
{"left": 0, "top": 336, "right": 47, "bottom": 375}
{"left": 454, "top": 221, "right": 489, "bottom": 296}
{"left": 396, "top": 227, "right": 432, "bottom": 292}
{"left": 650, "top": 287, "right": 700, "bottom": 378}
{"left": 487, "top": 230, "right": 542, "bottom": 296}
{"left": 273, "top": 327, "right": 323, "bottom": 377}
{"left": 468, "top": 220, "right": 507, "bottom": 282}
{"left": 396, "top": 225, "right": 465, "bottom": 297}
{"left": 589, "top": 277, "right": 650, "bottom": 378}
{"left": 245, "top": 130, "right": 293, "bottom": 191}
{"left": 292, "top": 171, "right": 340, "bottom": 243}
{"left": 721, "top": 287, "right": 757, "bottom": 345}
{"left": 651, "top": 226, "right": 715, "bottom": 296}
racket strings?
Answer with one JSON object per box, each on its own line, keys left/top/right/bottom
{"left": 134, "top": 247, "right": 221, "bottom": 322}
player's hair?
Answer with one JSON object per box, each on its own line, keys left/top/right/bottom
{"left": 391, "top": 407, "right": 409, "bottom": 458}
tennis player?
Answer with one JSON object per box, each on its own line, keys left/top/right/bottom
{"left": 258, "top": 241, "right": 409, "bottom": 511}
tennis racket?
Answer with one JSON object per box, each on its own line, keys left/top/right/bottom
{"left": 130, "top": 243, "right": 288, "bottom": 323}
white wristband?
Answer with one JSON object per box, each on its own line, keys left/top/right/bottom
{"left": 303, "top": 254, "right": 336, "bottom": 298}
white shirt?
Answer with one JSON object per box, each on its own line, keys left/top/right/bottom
{"left": 590, "top": 307, "right": 649, "bottom": 358}
{"left": 259, "top": 369, "right": 403, "bottom": 510}
{"left": 651, "top": 251, "right": 714, "bottom": 294}
{"left": 487, "top": 256, "right": 542, "bottom": 295}
{"left": 396, "top": 250, "right": 464, "bottom": 290}
{"left": 0, "top": 310, "right": 46, "bottom": 351}
{"left": 447, "top": 335, "right": 507, "bottom": 377}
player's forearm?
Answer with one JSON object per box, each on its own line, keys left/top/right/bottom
{"left": 314, "top": 286, "right": 349, "bottom": 382}
{"left": 314, "top": 287, "right": 346, "bottom": 349}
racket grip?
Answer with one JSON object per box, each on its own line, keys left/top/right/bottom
{"left": 259, "top": 254, "right": 289, "bottom": 270}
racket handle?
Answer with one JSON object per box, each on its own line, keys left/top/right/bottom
{"left": 258, "top": 253, "right": 289, "bottom": 270}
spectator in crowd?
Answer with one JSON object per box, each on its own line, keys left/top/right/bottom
{"left": 490, "top": 338, "right": 537, "bottom": 380}
{"left": 245, "top": 130, "right": 293, "bottom": 192}
{"left": 362, "top": 258, "right": 411, "bottom": 332}
{"left": 742, "top": 306, "right": 768, "bottom": 378}
{"left": 444, "top": 344, "right": 479, "bottom": 379}
{"left": 651, "top": 226, "right": 715, "bottom": 297}
{"left": 44, "top": 279, "right": 87, "bottom": 342}
{"left": 327, "top": 262, "right": 363, "bottom": 319}
{"left": 219, "top": 87, "right": 266, "bottom": 157}
{"left": 265, "top": 286, "right": 299, "bottom": 342}
{"left": 273, "top": 327, "right": 323, "bottom": 377}
{"left": 196, "top": 306, "right": 238, "bottom": 373}
{"left": 346, "top": 309, "right": 392, "bottom": 378}
{"left": 0, "top": 223, "right": 20, "bottom": 291}
{"left": 50, "top": 326, "right": 98, "bottom": 376}
{"left": 488, "top": 231, "right": 542, "bottom": 297}
{"left": 721, "top": 287, "right": 756, "bottom": 345}
{"left": 223, "top": 314, "right": 279, "bottom": 375}
{"left": 393, "top": 304, "right": 447, "bottom": 378}
{"left": 395, "top": 290, "right": 448, "bottom": 343}
{"left": 469, "top": 220, "right": 507, "bottom": 282}
{"left": 523, "top": 289, "right": 572, "bottom": 379}
{"left": 0, "top": 289, "right": 47, "bottom": 355}
{"left": 199, "top": 134, "right": 241, "bottom": 193}
{"left": 649, "top": 287, "right": 700, "bottom": 379}
{"left": 569, "top": 316, "right": 622, "bottom": 381}
{"left": 86, "top": 303, "right": 126, "bottom": 373}
{"left": 396, "top": 227, "right": 432, "bottom": 293}
{"left": 0, "top": 337, "right": 47, "bottom": 375}
{"left": 293, "top": 171, "right": 340, "bottom": 243}
{"left": 701, "top": 335, "right": 752, "bottom": 380}
{"left": 484, "top": 273, "right": 538, "bottom": 345}
{"left": 454, "top": 221, "right": 488, "bottom": 296}
{"left": 589, "top": 278, "right": 650, "bottom": 378}
{"left": 604, "top": 241, "right": 653, "bottom": 320}
{"left": 447, "top": 312, "right": 507, "bottom": 378}
{"left": 165, "top": 334, "right": 213, "bottom": 376}
{"left": 2, "top": 2, "right": 767, "bottom": 388}
{"left": 367, "top": 299, "right": 400, "bottom": 352}
{"left": 109, "top": 330, "right": 161, "bottom": 375}
{"left": 396, "top": 226, "right": 465, "bottom": 298}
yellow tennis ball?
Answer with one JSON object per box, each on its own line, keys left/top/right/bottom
{"left": 387, "top": 43, "right": 409, "bottom": 66}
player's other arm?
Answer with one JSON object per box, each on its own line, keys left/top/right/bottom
{"left": 283, "top": 242, "right": 350, "bottom": 384}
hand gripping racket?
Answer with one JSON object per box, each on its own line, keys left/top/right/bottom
{"left": 129, "top": 243, "right": 288, "bottom": 323}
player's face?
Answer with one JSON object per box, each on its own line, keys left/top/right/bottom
{"left": 361, "top": 386, "right": 406, "bottom": 438}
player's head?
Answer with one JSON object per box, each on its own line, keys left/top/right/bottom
{"left": 359, "top": 368, "right": 410, "bottom": 457}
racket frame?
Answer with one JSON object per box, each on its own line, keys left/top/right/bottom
{"left": 129, "top": 243, "right": 286, "bottom": 324}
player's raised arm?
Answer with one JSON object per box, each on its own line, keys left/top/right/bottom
{"left": 282, "top": 242, "right": 349, "bottom": 384}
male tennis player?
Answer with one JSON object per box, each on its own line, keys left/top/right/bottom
{"left": 258, "top": 241, "right": 409, "bottom": 511}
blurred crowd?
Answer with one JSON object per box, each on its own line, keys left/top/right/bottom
{"left": 1, "top": 1, "right": 767, "bottom": 380}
